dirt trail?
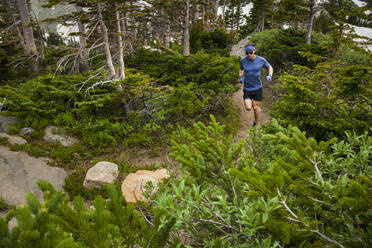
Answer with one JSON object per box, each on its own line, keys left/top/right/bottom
{"left": 232, "top": 83, "right": 271, "bottom": 141}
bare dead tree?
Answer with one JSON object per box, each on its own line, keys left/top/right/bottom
{"left": 97, "top": 2, "right": 116, "bottom": 80}
{"left": 115, "top": 3, "right": 125, "bottom": 80}
{"left": 76, "top": 5, "right": 89, "bottom": 72}
{"left": 15, "top": 0, "right": 39, "bottom": 72}
{"left": 183, "top": 0, "right": 190, "bottom": 55}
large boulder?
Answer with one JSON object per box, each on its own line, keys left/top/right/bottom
{"left": 230, "top": 35, "right": 252, "bottom": 58}
{"left": 43, "top": 126, "right": 77, "bottom": 146}
{"left": 0, "top": 116, "right": 18, "bottom": 133}
{"left": 0, "top": 146, "right": 67, "bottom": 206}
{"left": 0, "top": 133, "right": 27, "bottom": 145}
{"left": 121, "top": 169, "right": 170, "bottom": 203}
{"left": 83, "top": 161, "right": 119, "bottom": 189}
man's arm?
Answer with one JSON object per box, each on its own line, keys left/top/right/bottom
{"left": 266, "top": 65, "right": 274, "bottom": 82}
{"left": 268, "top": 65, "right": 273, "bottom": 76}
{"left": 239, "top": 69, "right": 244, "bottom": 77}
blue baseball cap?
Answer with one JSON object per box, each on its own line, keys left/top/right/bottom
{"left": 245, "top": 45, "right": 255, "bottom": 53}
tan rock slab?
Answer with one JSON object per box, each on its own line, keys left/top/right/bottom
{"left": 0, "top": 133, "right": 27, "bottom": 145}
{"left": 121, "top": 169, "right": 170, "bottom": 203}
{"left": 0, "top": 145, "right": 67, "bottom": 206}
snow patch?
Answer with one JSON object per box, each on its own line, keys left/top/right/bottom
{"left": 56, "top": 22, "right": 79, "bottom": 44}
{"left": 217, "top": 3, "right": 253, "bottom": 25}
{"left": 352, "top": 0, "right": 367, "bottom": 7}
{"left": 351, "top": 25, "right": 372, "bottom": 51}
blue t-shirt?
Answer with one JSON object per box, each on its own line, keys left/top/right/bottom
{"left": 240, "top": 56, "right": 270, "bottom": 91}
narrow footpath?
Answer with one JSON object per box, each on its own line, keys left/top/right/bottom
{"left": 232, "top": 83, "right": 271, "bottom": 141}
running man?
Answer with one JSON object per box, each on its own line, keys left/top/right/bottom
{"left": 239, "top": 44, "right": 273, "bottom": 127}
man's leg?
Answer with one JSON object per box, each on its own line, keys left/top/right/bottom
{"left": 252, "top": 100, "right": 260, "bottom": 125}
{"left": 244, "top": 99, "right": 252, "bottom": 111}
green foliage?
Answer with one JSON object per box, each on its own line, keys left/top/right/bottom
{"left": 153, "top": 117, "right": 372, "bottom": 247}
{"left": 0, "top": 74, "right": 85, "bottom": 128}
{"left": 1, "top": 180, "right": 176, "bottom": 248}
{"left": 272, "top": 61, "right": 372, "bottom": 139}
{"left": 126, "top": 49, "right": 238, "bottom": 90}
{"left": 1, "top": 56, "right": 238, "bottom": 151}
{"left": 126, "top": 50, "right": 239, "bottom": 129}
{"left": 0, "top": 198, "right": 6, "bottom": 211}
{"left": 63, "top": 168, "right": 95, "bottom": 199}
{"left": 190, "top": 25, "right": 234, "bottom": 55}
{"left": 250, "top": 28, "right": 330, "bottom": 70}
{"left": 0, "top": 137, "right": 7, "bottom": 146}
{"left": 8, "top": 143, "right": 46, "bottom": 157}
{"left": 339, "top": 48, "right": 372, "bottom": 66}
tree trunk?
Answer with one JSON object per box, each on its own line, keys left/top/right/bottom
{"left": 222, "top": 0, "right": 226, "bottom": 27}
{"left": 15, "top": 0, "right": 39, "bottom": 72}
{"left": 202, "top": 0, "right": 205, "bottom": 31}
{"left": 97, "top": 2, "right": 116, "bottom": 79}
{"left": 192, "top": 4, "right": 198, "bottom": 25}
{"left": 76, "top": 5, "right": 89, "bottom": 72}
{"left": 306, "top": 0, "right": 315, "bottom": 44}
{"left": 213, "top": 0, "right": 219, "bottom": 27}
{"left": 236, "top": 5, "right": 241, "bottom": 31}
{"left": 4, "top": 0, "right": 26, "bottom": 51}
{"left": 183, "top": 0, "right": 190, "bottom": 56}
{"left": 115, "top": 3, "right": 125, "bottom": 80}
{"left": 257, "top": 12, "right": 265, "bottom": 32}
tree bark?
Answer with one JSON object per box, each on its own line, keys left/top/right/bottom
{"left": 202, "top": 0, "right": 205, "bottom": 31}
{"left": 213, "top": 0, "right": 219, "bottom": 27}
{"left": 236, "top": 4, "right": 242, "bottom": 31}
{"left": 306, "top": 0, "right": 315, "bottom": 44}
{"left": 115, "top": 3, "right": 125, "bottom": 80}
{"left": 192, "top": 3, "right": 198, "bottom": 25}
{"left": 183, "top": 0, "right": 190, "bottom": 56}
{"left": 15, "top": 0, "right": 39, "bottom": 72}
{"left": 222, "top": 0, "right": 226, "bottom": 27}
{"left": 97, "top": 2, "right": 116, "bottom": 79}
{"left": 257, "top": 11, "right": 265, "bottom": 32}
{"left": 4, "top": 0, "right": 26, "bottom": 51}
{"left": 76, "top": 5, "right": 89, "bottom": 72}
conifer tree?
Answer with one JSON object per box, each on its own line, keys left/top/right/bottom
{"left": 250, "top": 0, "right": 274, "bottom": 32}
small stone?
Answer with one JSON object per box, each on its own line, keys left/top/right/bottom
{"left": 8, "top": 217, "right": 18, "bottom": 232}
{"left": 19, "top": 127, "right": 34, "bottom": 137}
{"left": 43, "top": 126, "right": 77, "bottom": 146}
{"left": 83, "top": 161, "right": 119, "bottom": 189}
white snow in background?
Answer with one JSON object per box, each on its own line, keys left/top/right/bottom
{"left": 352, "top": 25, "right": 372, "bottom": 51}
{"left": 57, "top": 22, "right": 79, "bottom": 44}
{"left": 217, "top": 3, "right": 253, "bottom": 24}
{"left": 353, "top": 26, "right": 372, "bottom": 38}
{"left": 352, "top": 0, "right": 367, "bottom": 7}
{"left": 242, "top": 3, "right": 253, "bottom": 16}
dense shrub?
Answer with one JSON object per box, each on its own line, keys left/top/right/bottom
{"left": 250, "top": 28, "right": 330, "bottom": 70}
{"left": 0, "top": 181, "right": 178, "bottom": 247}
{"left": 271, "top": 61, "right": 372, "bottom": 140}
{"left": 190, "top": 25, "right": 234, "bottom": 55}
{"left": 152, "top": 116, "right": 372, "bottom": 247}
{"left": 1, "top": 53, "right": 239, "bottom": 150}
{"left": 126, "top": 49, "right": 238, "bottom": 90}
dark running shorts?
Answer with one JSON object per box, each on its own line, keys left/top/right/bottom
{"left": 243, "top": 88, "right": 263, "bottom": 101}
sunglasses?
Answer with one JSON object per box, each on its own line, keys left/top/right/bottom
{"left": 247, "top": 51, "right": 254, "bottom": 55}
